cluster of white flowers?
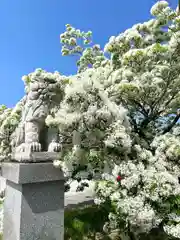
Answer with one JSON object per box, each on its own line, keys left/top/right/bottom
{"left": 164, "top": 224, "right": 180, "bottom": 239}
{"left": 60, "top": 24, "right": 107, "bottom": 72}
{"left": 96, "top": 151, "right": 180, "bottom": 236}
{"left": 0, "top": 99, "right": 25, "bottom": 159}
{"left": 104, "top": 121, "right": 131, "bottom": 152}
{"left": 48, "top": 68, "right": 132, "bottom": 181}
{"left": 117, "top": 196, "right": 162, "bottom": 234}
{"left": 152, "top": 134, "right": 180, "bottom": 165}
{"left": 150, "top": 1, "right": 169, "bottom": 16}
{"left": 93, "top": 2, "right": 180, "bottom": 237}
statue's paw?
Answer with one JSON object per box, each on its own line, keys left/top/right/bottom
{"left": 48, "top": 142, "right": 61, "bottom": 152}
{"left": 29, "top": 142, "right": 41, "bottom": 152}
{"left": 14, "top": 142, "right": 41, "bottom": 154}
{"left": 15, "top": 143, "right": 26, "bottom": 153}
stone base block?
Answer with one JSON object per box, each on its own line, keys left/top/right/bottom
{"left": 2, "top": 160, "right": 64, "bottom": 240}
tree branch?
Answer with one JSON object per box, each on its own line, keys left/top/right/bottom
{"left": 132, "top": 99, "right": 149, "bottom": 116}
{"left": 162, "top": 110, "right": 180, "bottom": 134}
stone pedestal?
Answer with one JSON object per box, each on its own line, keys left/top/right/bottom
{"left": 2, "top": 154, "right": 64, "bottom": 240}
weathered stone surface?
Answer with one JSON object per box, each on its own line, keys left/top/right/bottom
{"left": 2, "top": 162, "right": 64, "bottom": 184}
{"left": 11, "top": 151, "right": 60, "bottom": 163}
{"left": 65, "top": 189, "right": 94, "bottom": 209}
{"left": 2, "top": 162, "right": 64, "bottom": 240}
{"left": 10, "top": 72, "right": 63, "bottom": 160}
{"left": 0, "top": 205, "right": 3, "bottom": 233}
{"left": 0, "top": 177, "right": 5, "bottom": 193}
{"left": 28, "top": 91, "right": 39, "bottom": 100}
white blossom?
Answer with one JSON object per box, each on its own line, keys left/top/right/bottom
{"left": 150, "top": 1, "right": 169, "bottom": 16}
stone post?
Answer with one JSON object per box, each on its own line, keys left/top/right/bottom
{"left": 1, "top": 152, "right": 64, "bottom": 240}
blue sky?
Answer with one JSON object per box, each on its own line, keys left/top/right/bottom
{"left": 0, "top": 0, "right": 177, "bottom": 107}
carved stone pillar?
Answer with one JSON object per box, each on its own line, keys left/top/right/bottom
{"left": 2, "top": 152, "right": 64, "bottom": 240}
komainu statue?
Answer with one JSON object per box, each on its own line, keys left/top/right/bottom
{"left": 10, "top": 69, "right": 66, "bottom": 157}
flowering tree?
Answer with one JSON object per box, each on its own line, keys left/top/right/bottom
{"left": 0, "top": 1, "right": 180, "bottom": 239}
{"left": 57, "top": 1, "right": 180, "bottom": 239}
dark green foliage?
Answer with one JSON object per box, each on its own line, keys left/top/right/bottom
{"left": 64, "top": 204, "right": 109, "bottom": 240}
{"left": 64, "top": 204, "right": 180, "bottom": 240}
